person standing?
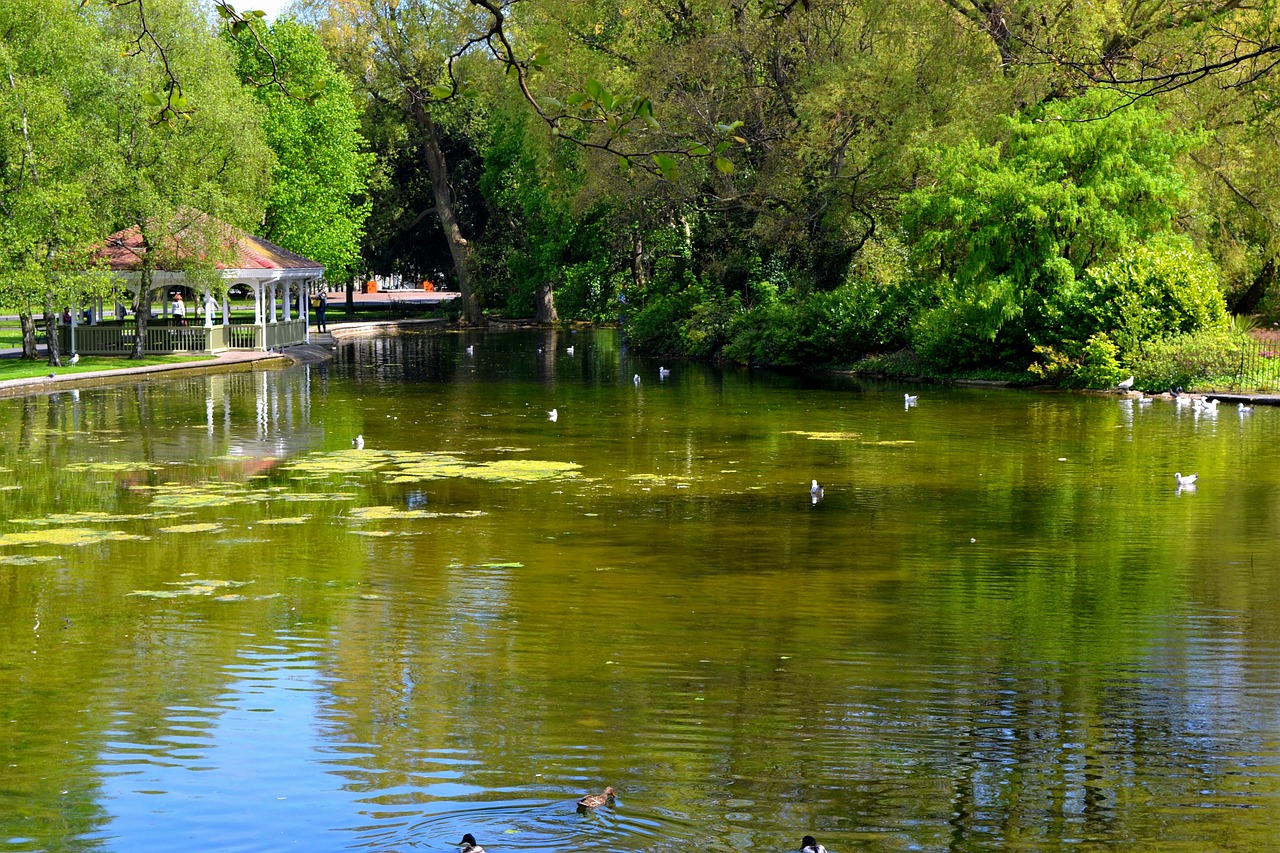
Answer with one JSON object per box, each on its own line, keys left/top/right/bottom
{"left": 172, "top": 292, "right": 187, "bottom": 326}
{"left": 315, "top": 289, "right": 328, "bottom": 333}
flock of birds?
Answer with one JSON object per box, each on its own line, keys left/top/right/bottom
{"left": 452, "top": 787, "right": 828, "bottom": 853}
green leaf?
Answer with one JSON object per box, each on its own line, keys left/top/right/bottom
{"left": 689, "top": 143, "right": 711, "bottom": 156}
{"left": 141, "top": 92, "right": 165, "bottom": 108}
{"left": 428, "top": 84, "right": 454, "bottom": 100}
{"left": 714, "top": 156, "right": 734, "bottom": 176}
{"left": 652, "top": 153, "right": 679, "bottom": 180}
{"left": 585, "top": 78, "right": 604, "bottom": 101}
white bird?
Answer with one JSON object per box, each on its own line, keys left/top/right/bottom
{"left": 904, "top": 393, "right": 918, "bottom": 405}
{"left": 1175, "top": 394, "right": 1190, "bottom": 407}
{"left": 466, "top": 344, "right": 474, "bottom": 355}
{"left": 1174, "top": 472, "right": 1197, "bottom": 486}
{"left": 801, "top": 836, "right": 828, "bottom": 853}
{"left": 659, "top": 366, "right": 671, "bottom": 379}
{"left": 1137, "top": 393, "right": 1153, "bottom": 406}
{"left": 1239, "top": 402, "right": 1254, "bottom": 414}
{"left": 352, "top": 434, "right": 364, "bottom": 450}
{"left": 633, "top": 373, "right": 641, "bottom": 386}
{"left": 1195, "top": 397, "right": 1219, "bottom": 412}
{"left": 1117, "top": 375, "right": 1135, "bottom": 390}
{"left": 810, "top": 479, "right": 824, "bottom": 504}
{"left": 566, "top": 345, "right": 575, "bottom": 355}
{"left": 548, "top": 408, "right": 558, "bottom": 422}
{"left": 68, "top": 353, "right": 80, "bottom": 365}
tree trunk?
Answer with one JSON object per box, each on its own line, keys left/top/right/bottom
{"left": 43, "top": 295, "right": 62, "bottom": 368}
{"left": 1230, "top": 256, "right": 1275, "bottom": 316}
{"left": 19, "top": 310, "right": 38, "bottom": 359}
{"left": 346, "top": 278, "right": 354, "bottom": 316}
{"left": 534, "top": 281, "right": 558, "bottom": 324}
{"left": 630, "top": 230, "right": 647, "bottom": 289}
{"left": 414, "top": 104, "right": 484, "bottom": 326}
{"left": 131, "top": 260, "right": 153, "bottom": 360}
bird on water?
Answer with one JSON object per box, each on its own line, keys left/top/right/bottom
{"left": 548, "top": 408, "right": 558, "bottom": 422}
{"left": 801, "top": 836, "right": 828, "bottom": 853}
{"left": 577, "top": 786, "right": 615, "bottom": 810}
{"left": 1175, "top": 472, "right": 1197, "bottom": 486}
{"left": 455, "top": 833, "right": 485, "bottom": 853}
{"left": 352, "top": 434, "right": 364, "bottom": 450}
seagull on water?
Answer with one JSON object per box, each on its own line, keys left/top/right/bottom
{"left": 566, "top": 345, "right": 575, "bottom": 355}
{"left": 548, "top": 408, "right": 558, "bottom": 422}
{"left": 456, "top": 834, "right": 486, "bottom": 853}
{"left": 801, "top": 836, "right": 829, "bottom": 853}
{"left": 1239, "top": 402, "right": 1255, "bottom": 414}
{"left": 904, "top": 393, "right": 918, "bottom": 406}
{"left": 466, "top": 344, "right": 474, "bottom": 355}
{"left": 1137, "top": 393, "right": 1153, "bottom": 406}
{"left": 1174, "top": 472, "right": 1197, "bottom": 486}
{"left": 633, "top": 373, "right": 641, "bottom": 387}
{"left": 352, "top": 434, "right": 364, "bottom": 450}
{"left": 810, "top": 479, "right": 824, "bottom": 504}
{"left": 1117, "top": 375, "right": 1134, "bottom": 390}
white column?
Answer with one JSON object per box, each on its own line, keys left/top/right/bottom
{"left": 253, "top": 284, "right": 262, "bottom": 325}
{"left": 268, "top": 282, "right": 277, "bottom": 324}
{"left": 222, "top": 293, "right": 230, "bottom": 327}
{"left": 282, "top": 281, "right": 291, "bottom": 322}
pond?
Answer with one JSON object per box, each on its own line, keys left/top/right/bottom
{"left": 2, "top": 329, "right": 1280, "bottom": 853}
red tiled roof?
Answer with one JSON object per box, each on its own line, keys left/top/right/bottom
{"left": 97, "top": 219, "right": 324, "bottom": 273}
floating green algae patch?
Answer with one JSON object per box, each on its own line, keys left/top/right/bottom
{"left": 128, "top": 578, "right": 253, "bottom": 599}
{"left": 64, "top": 461, "right": 162, "bottom": 473}
{"left": 158, "top": 522, "right": 226, "bottom": 534}
{"left": 282, "top": 448, "right": 580, "bottom": 485}
{"left": 346, "top": 506, "right": 487, "bottom": 521}
{"left": 0, "top": 528, "right": 149, "bottom": 548}
{"left": 13, "top": 511, "right": 163, "bottom": 526}
{"left": 350, "top": 529, "right": 396, "bottom": 537}
{"left": 383, "top": 453, "right": 475, "bottom": 483}
{"left": 785, "top": 430, "right": 862, "bottom": 441}
{"left": 462, "top": 459, "right": 582, "bottom": 482}
{"left": 281, "top": 448, "right": 400, "bottom": 478}
{"left": 0, "top": 555, "right": 61, "bottom": 566}
{"left": 258, "top": 516, "right": 311, "bottom": 525}
{"left": 137, "top": 482, "right": 357, "bottom": 509}
{"left": 863, "top": 440, "right": 916, "bottom": 447}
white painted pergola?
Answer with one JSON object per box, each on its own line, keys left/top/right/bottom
{"left": 63, "top": 220, "right": 326, "bottom": 356}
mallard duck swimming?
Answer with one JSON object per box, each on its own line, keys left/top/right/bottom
{"left": 577, "top": 785, "right": 615, "bottom": 810}
{"left": 801, "top": 836, "right": 828, "bottom": 853}
{"left": 456, "top": 833, "right": 486, "bottom": 853}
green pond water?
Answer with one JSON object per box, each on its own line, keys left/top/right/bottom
{"left": 2, "top": 329, "right": 1280, "bottom": 852}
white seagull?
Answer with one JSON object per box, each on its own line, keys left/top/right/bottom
{"left": 68, "top": 353, "right": 80, "bottom": 365}
{"left": 352, "top": 434, "right": 364, "bottom": 450}
{"left": 548, "top": 408, "right": 558, "bottom": 422}
{"left": 633, "top": 373, "right": 641, "bottom": 386}
{"left": 1117, "top": 375, "right": 1135, "bottom": 390}
{"left": 904, "top": 393, "right": 918, "bottom": 406}
{"left": 566, "top": 345, "right": 575, "bottom": 355}
{"left": 1174, "top": 472, "right": 1197, "bottom": 486}
{"left": 466, "top": 344, "right": 474, "bottom": 355}
{"left": 1239, "top": 402, "right": 1254, "bottom": 414}
{"left": 810, "top": 479, "right": 824, "bottom": 504}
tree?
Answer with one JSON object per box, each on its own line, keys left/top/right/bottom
{"left": 229, "top": 17, "right": 373, "bottom": 289}
{"left": 901, "top": 89, "right": 1197, "bottom": 367}
{"left": 99, "top": 0, "right": 272, "bottom": 358}
{"left": 0, "top": 0, "right": 119, "bottom": 363}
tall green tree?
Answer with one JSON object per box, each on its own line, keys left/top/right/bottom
{"left": 229, "top": 16, "right": 372, "bottom": 288}
{"left": 99, "top": 0, "right": 272, "bottom": 358}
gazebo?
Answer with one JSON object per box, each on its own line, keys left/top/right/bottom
{"left": 59, "top": 219, "right": 325, "bottom": 356}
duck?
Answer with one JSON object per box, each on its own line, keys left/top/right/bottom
{"left": 801, "top": 836, "right": 828, "bottom": 853}
{"left": 1174, "top": 472, "right": 1198, "bottom": 486}
{"left": 577, "top": 785, "right": 615, "bottom": 810}
{"left": 352, "top": 434, "right": 364, "bottom": 450}
{"left": 455, "top": 833, "right": 486, "bottom": 853}
{"left": 1117, "top": 375, "right": 1134, "bottom": 390}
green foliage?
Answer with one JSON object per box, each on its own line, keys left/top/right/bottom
{"left": 230, "top": 19, "right": 373, "bottom": 286}
{"left": 1133, "top": 327, "right": 1245, "bottom": 391}
{"left": 902, "top": 89, "right": 1198, "bottom": 368}
{"left": 1071, "top": 237, "right": 1228, "bottom": 356}
{"left": 1074, "top": 333, "right": 1124, "bottom": 389}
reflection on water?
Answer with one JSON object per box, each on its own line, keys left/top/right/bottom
{"left": 3, "top": 329, "right": 1280, "bottom": 852}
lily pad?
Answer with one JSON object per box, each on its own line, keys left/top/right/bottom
{"left": 0, "top": 528, "right": 149, "bottom": 548}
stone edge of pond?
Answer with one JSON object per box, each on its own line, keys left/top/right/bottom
{"left": 0, "top": 351, "right": 291, "bottom": 400}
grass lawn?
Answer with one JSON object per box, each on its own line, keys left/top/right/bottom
{"left": 0, "top": 354, "right": 209, "bottom": 382}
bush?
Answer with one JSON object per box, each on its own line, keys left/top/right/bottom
{"left": 1134, "top": 327, "right": 1243, "bottom": 390}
